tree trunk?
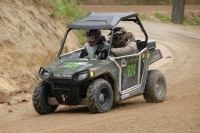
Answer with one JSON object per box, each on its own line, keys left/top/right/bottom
{"left": 171, "top": 0, "right": 185, "bottom": 24}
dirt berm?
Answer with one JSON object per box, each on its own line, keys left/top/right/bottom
{"left": 0, "top": 0, "right": 80, "bottom": 102}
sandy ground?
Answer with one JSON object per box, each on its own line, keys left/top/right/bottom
{"left": 0, "top": 5, "right": 200, "bottom": 133}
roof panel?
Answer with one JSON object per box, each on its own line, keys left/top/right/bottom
{"left": 68, "top": 12, "right": 138, "bottom": 29}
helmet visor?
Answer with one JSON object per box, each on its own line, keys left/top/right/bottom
{"left": 87, "top": 36, "right": 95, "bottom": 41}
{"left": 87, "top": 36, "right": 96, "bottom": 46}
{"left": 112, "top": 35, "right": 121, "bottom": 43}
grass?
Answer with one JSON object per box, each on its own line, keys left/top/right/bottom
{"left": 47, "top": 0, "right": 87, "bottom": 44}
{"left": 77, "top": 30, "right": 87, "bottom": 45}
{"left": 139, "top": 13, "right": 150, "bottom": 20}
{"left": 183, "top": 12, "right": 200, "bottom": 26}
{"left": 48, "top": 0, "right": 86, "bottom": 23}
{"left": 140, "top": 12, "right": 200, "bottom": 26}
{"left": 77, "top": 0, "right": 200, "bottom": 5}
{"left": 28, "top": 0, "right": 87, "bottom": 44}
{"left": 154, "top": 12, "right": 171, "bottom": 23}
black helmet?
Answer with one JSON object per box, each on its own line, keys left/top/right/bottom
{"left": 112, "top": 27, "right": 128, "bottom": 48}
{"left": 86, "top": 29, "right": 101, "bottom": 46}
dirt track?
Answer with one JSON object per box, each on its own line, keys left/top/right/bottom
{"left": 78, "top": 5, "right": 200, "bottom": 13}
{"left": 0, "top": 6, "right": 200, "bottom": 133}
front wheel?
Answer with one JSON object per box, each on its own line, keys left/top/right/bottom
{"left": 32, "top": 81, "right": 58, "bottom": 115}
{"left": 143, "top": 70, "right": 167, "bottom": 103}
{"left": 87, "top": 79, "right": 113, "bottom": 113}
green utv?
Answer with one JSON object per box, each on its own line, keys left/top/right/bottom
{"left": 32, "top": 12, "right": 167, "bottom": 114}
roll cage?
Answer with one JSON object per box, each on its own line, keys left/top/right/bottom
{"left": 57, "top": 12, "right": 148, "bottom": 59}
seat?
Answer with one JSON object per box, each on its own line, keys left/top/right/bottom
{"left": 136, "top": 40, "right": 156, "bottom": 52}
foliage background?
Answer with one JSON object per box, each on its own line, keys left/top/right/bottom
{"left": 78, "top": 0, "right": 200, "bottom": 5}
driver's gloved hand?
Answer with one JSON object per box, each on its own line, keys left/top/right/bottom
{"left": 79, "top": 48, "right": 88, "bottom": 58}
{"left": 100, "top": 49, "right": 108, "bottom": 60}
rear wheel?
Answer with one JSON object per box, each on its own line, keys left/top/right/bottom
{"left": 32, "top": 81, "right": 58, "bottom": 115}
{"left": 87, "top": 79, "right": 113, "bottom": 113}
{"left": 143, "top": 70, "right": 166, "bottom": 102}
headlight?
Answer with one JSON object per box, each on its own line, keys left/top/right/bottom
{"left": 77, "top": 73, "right": 88, "bottom": 81}
{"left": 43, "top": 71, "right": 50, "bottom": 78}
{"left": 39, "top": 67, "right": 50, "bottom": 80}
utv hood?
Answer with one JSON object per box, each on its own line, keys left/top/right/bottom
{"left": 46, "top": 60, "right": 107, "bottom": 77}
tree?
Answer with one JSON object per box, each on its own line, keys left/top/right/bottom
{"left": 171, "top": 0, "right": 185, "bottom": 24}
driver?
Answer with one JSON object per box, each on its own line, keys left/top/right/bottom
{"left": 111, "top": 27, "right": 137, "bottom": 56}
{"left": 79, "top": 29, "right": 109, "bottom": 59}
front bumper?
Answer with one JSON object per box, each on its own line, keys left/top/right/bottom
{"left": 50, "top": 77, "right": 89, "bottom": 105}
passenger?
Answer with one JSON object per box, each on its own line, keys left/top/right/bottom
{"left": 79, "top": 29, "right": 109, "bottom": 60}
{"left": 111, "top": 27, "right": 137, "bottom": 56}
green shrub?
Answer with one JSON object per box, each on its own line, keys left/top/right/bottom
{"left": 46, "top": 0, "right": 86, "bottom": 44}
{"left": 155, "top": 12, "right": 170, "bottom": 23}
{"left": 48, "top": 0, "right": 86, "bottom": 23}
{"left": 184, "top": 14, "right": 200, "bottom": 26}
{"left": 139, "top": 13, "right": 149, "bottom": 20}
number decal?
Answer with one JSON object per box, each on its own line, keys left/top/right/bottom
{"left": 126, "top": 57, "right": 138, "bottom": 77}
{"left": 127, "top": 64, "right": 136, "bottom": 77}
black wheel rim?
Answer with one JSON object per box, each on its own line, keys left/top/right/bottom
{"left": 99, "top": 87, "right": 110, "bottom": 107}
{"left": 155, "top": 78, "right": 164, "bottom": 96}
